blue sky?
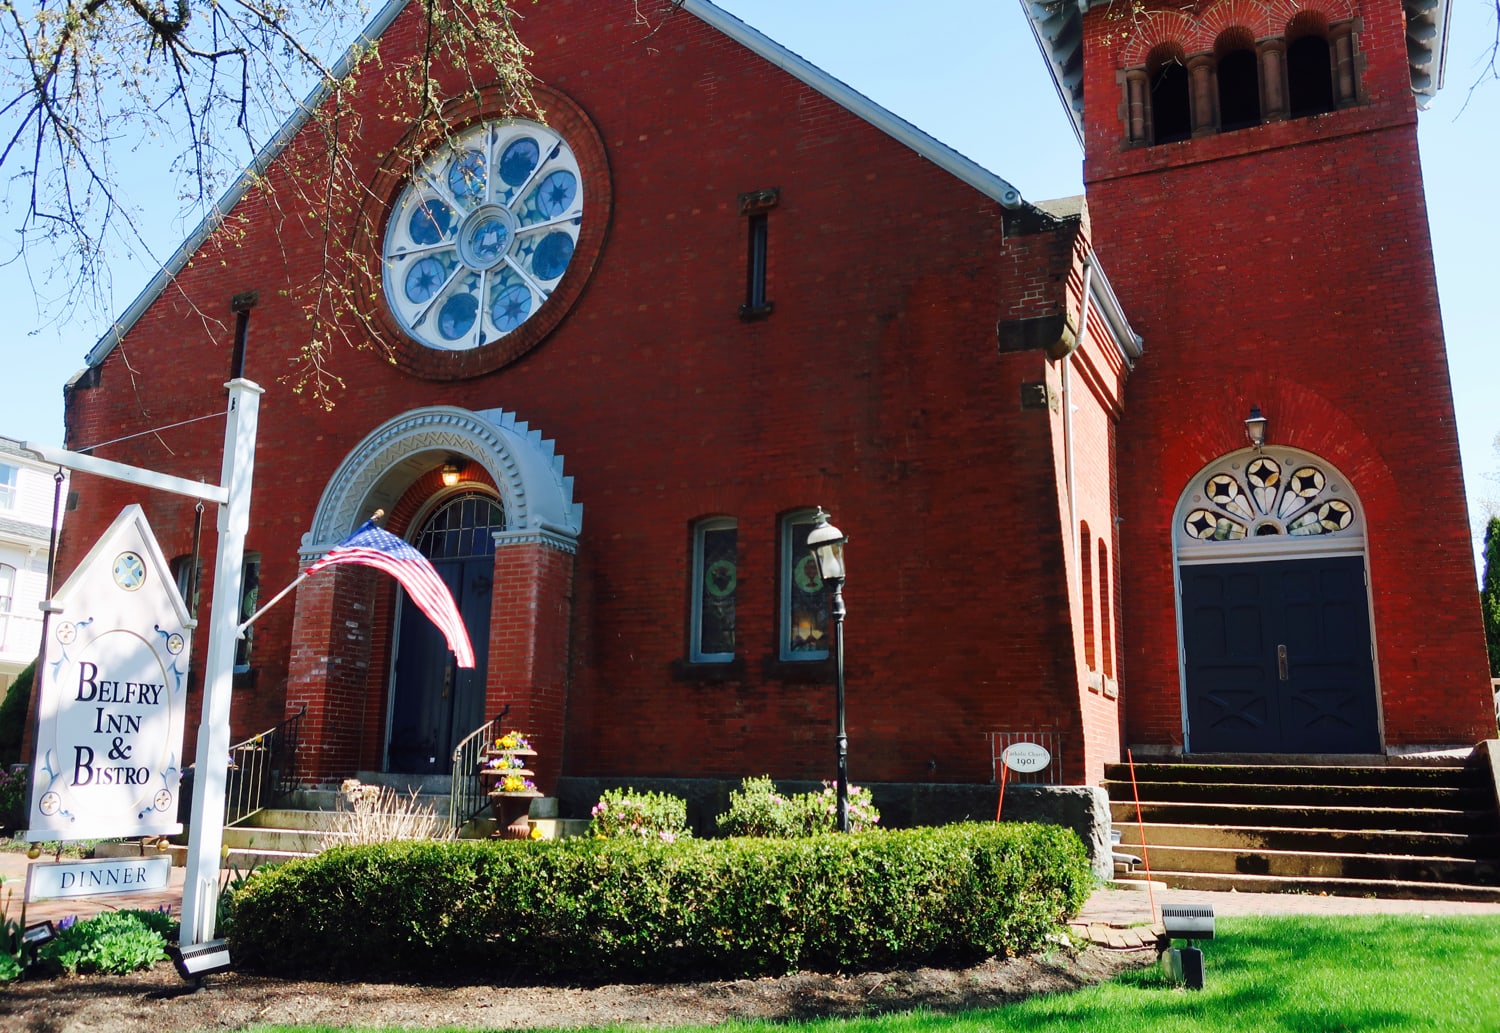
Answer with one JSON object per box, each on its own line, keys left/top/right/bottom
{"left": 2, "top": 0, "right": 1496, "bottom": 570}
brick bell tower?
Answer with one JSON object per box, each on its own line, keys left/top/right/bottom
{"left": 1027, "top": 0, "right": 1494, "bottom": 755}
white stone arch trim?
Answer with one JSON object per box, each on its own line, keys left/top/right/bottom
{"left": 1173, "top": 446, "right": 1365, "bottom": 565}
{"left": 300, "top": 406, "right": 582, "bottom": 559}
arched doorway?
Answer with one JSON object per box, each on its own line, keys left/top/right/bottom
{"left": 1174, "top": 449, "right": 1380, "bottom": 754}
{"left": 386, "top": 492, "right": 505, "bottom": 773}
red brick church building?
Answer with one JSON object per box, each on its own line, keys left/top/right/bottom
{"left": 54, "top": 0, "right": 1494, "bottom": 805}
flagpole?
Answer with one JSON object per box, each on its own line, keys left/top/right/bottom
{"left": 236, "top": 573, "right": 308, "bottom": 635}
{"left": 237, "top": 510, "right": 386, "bottom": 635}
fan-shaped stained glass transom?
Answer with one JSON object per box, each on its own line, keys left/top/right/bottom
{"left": 1177, "top": 453, "right": 1360, "bottom": 546}
{"left": 383, "top": 119, "right": 583, "bottom": 352}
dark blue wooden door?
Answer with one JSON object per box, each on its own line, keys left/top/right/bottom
{"left": 1181, "top": 556, "right": 1378, "bottom": 754}
{"left": 386, "top": 495, "right": 500, "bottom": 774}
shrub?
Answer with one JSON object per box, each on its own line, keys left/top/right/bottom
{"left": 716, "top": 776, "right": 880, "bottom": 837}
{"left": 0, "top": 661, "right": 34, "bottom": 767}
{"left": 224, "top": 821, "right": 1092, "bottom": 983}
{"left": 35, "top": 909, "right": 174, "bottom": 976}
{"left": 0, "top": 768, "right": 27, "bottom": 836}
{"left": 587, "top": 786, "right": 692, "bottom": 843}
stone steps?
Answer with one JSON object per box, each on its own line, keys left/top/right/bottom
{"left": 1107, "top": 757, "right": 1500, "bottom": 900}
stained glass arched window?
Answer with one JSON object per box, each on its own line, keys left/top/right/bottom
{"left": 1177, "top": 452, "right": 1360, "bottom": 547}
{"left": 383, "top": 119, "right": 584, "bottom": 352}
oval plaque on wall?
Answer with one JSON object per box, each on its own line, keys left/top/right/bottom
{"left": 1001, "top": 742, "right": 1052, "bottom": 774}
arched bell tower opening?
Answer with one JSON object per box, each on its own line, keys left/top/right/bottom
{"left": 286, "top": 406, "right": 582, "bottom": 787}
{"left": 1172, "top": 447, "right": 1380, "bottom": 754}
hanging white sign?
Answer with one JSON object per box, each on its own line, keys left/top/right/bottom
{"left": 27, "top": 506, "right": 194, "bottom": 842}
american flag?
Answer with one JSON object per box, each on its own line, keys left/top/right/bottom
{"left": 306, "top": 520, "right": 476, "bottom": 668}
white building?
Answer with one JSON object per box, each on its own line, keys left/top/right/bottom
{"left": 0, "top": 438, "right": 66, "bottom": 696}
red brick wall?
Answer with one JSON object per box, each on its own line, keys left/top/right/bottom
{"left": 59, "top": 0, "right": 1125, "bottom": 786}
{"left": 1081, "top": 0, "right": 1495, "bottom": 749}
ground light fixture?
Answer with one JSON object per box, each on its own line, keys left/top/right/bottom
{"left": 168, "top": 938, "right": 233, "bottom": 981}
{"left": 1159, "top": 903, "right": 1215, "bottom": 990}
{"left": 21, "top": 921, "right": 55, "bottom": 949}
{"left": 1245, "top": 406, "right": 1268, "bottom": 450}
{"left": 807, "top": 507, "right": 850, "bottom": 832}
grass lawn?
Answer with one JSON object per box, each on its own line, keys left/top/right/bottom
{"left": 247, "top": 914, "right": 1500, "bottom": 1033}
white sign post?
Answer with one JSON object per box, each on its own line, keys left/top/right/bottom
{"left": 24, "top": 377, "right": 262, "bottom": 949}
{"left": 180, "top": 379, "right": 261, "bottom": 946}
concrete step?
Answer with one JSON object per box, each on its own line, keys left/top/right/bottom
{"left": 1110, "top": 799, "right": 1492, "bottom": 834}
{"left": 1132, "top": 843, "right": 1498, "bottom": 883}
{"left": 233, "top": 807, "right": 346, "bottom": 831}
{"left": 222, "top": 826, "right": 356, "bottom": 854}
{"left": 1110, "top": 821, "right": 1498, "bottom": 858}
{"left": 531, "top": 818, "right": 591, "bottom": 840}
{"left": 1101, "top": 778, "right": 1490, "bottom": 809}
{"left": 355, "top": 771, "right": 453, "bottom": 795}
{"left": 1106, "top": 762, "right": 1479, "bottom": 789}
{"left": 1116, "top": 869, "right": 1500, "bottom": 903}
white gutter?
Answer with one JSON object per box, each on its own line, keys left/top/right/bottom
{"left": 1085, "top": 253, "right": 1143, "bottom": 363}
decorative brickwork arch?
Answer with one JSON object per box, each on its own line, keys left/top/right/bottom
{"left": 287, "top": 405, "right": 582, "bottom": 784}
{"left": 300, "top": 405, "right": 582, "bottom": 559}
{"left": 1118, "top": 0, "right": 1358, "bottom": 67}
{"left": 1172, "top": 447, "right": 1379, "bottom": 754}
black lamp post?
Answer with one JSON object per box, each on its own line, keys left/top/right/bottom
{"left": 807, "top": 507, "right": 849, "bottom": 832}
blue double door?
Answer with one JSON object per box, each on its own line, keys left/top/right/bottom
{"left": 386, "top": 494, "right": 501, "bottom": 774}
{"left": 1180, "top": 555, "right": 1379, "bottom": 754}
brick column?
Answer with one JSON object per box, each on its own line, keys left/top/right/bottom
{"left": 1258, "top": 39, "right": 1288, "bottom": 121}
{"left": 285, "top": 564, "right": 378, "bottom": 785}
{"left": 487, "top": 533, "right": 576, "bottom": 793}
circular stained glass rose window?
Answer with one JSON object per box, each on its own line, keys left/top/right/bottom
{"left": 382, "top": 119, "right": 584, "bottom": 352}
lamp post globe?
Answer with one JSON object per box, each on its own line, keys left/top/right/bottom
{"left": 808, "top": 507, "right": 850, "bottom": 832}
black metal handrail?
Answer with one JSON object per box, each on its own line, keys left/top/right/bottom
{"left": 449, "top": 706, "right": 509, "bottom": 831}
{"left": 225, "top": 705, "right": 308, "bottom": 826}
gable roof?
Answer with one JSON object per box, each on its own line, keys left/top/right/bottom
{"left": 1025, "top": 0, "right": 1453, "bottom": 143}
{"left": 86, "top": 0, "right": 1029, "bottom": 370}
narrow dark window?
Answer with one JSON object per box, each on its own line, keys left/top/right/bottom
{"left": 1150, "top": 61, "right": 1191, "bottom": 144}
{"left": 780, "top": 510, "right": 830, "bottom": 662}
{"left": 234, "top": 553, "right": 261, "bottom": 671}
{"left": 1218, "top": 47, "right": 1262, "bottom": 131}
{"left": 1099, "top": 540, "right": 1114, "bottom": 679}
{"left": 690, "top": 517, "right": 738, "bottom": 663}
{"left": 744, "top": 215, "right": 769, "bottom": 314}
{"left": 737, "top": 187, "right": 778, "bottom": 319}
{"left": 1287, "top": 35, "right": 1335, "bottom": 117}
{"left": 1080, "top": 523, "right": 1096, "bottom": 670}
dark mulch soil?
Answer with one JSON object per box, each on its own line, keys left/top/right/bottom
{"left": 0, "top": 946, "right": 1151, "bottom": 1032}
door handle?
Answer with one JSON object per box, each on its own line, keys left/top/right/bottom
{"left": 1277, "top": 644, "right": 1289, "bottom": 682}
{"left": 442, "top": 665, "right": 453, "bottom": 699}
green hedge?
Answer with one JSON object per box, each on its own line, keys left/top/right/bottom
{"left": 224, "top": 821, "right": 1092, "bottom": 982}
